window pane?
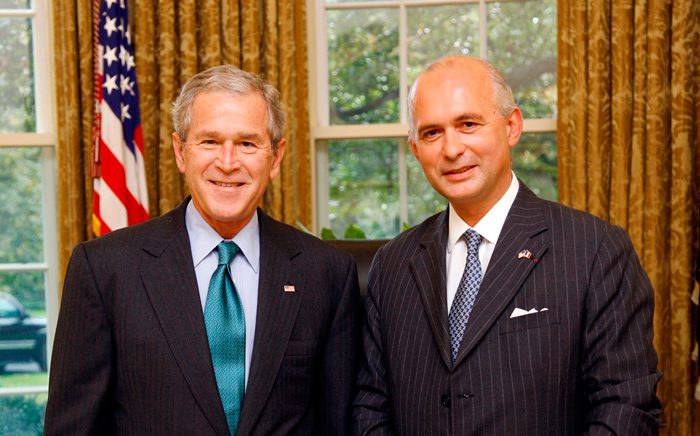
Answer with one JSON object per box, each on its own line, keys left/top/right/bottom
{"left": 0, "top": 0, "right": 31, "bottom": 8}
{"left": 328, "top": 8, "right": 399, "bottom": 125}
{"left": 407, "top": 4, "right": 480, "bottom": 84}
{"left": 0, "top": 17, "right": 36, "bottom": 133}
{"left": 328, "top": 139, "right": 399, "bottom": 238}
{"left": 487, "top": 0, "right": 557, "bottom": 119}
{"left": 407, "top": 148, "right": 447, "bottom": 226}
{"left": 0, "top": 147, "right": 44, "bottom": 264}
{"left": 0, "top": 271, "right": 48, "bottom": 380}
{"left": 0, "top": 395, "right": 46, "bottom": 433}
{"left": 512, "top": 131, "right": 557, "bottom": 201}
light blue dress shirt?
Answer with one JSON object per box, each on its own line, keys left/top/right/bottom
{"left": 185, "top": 199, "right": 259, "bottom": 389}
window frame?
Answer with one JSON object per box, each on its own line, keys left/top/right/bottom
{"left": 0, "top": 0, "right": 59, "bottom": 398}
{"left": 307, "top": 0, "right": 557, "bottom": 236}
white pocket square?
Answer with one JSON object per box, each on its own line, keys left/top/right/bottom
{"left": 510, "top": 307, "right": 548, "bottom": 318}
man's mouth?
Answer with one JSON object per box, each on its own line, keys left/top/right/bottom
{"left": 212, "top": 181, "right": 244, "bottom": 187}
{"left": 446, "top": 165, "right": 475, "bottom": 175}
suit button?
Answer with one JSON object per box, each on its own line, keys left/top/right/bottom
{"left": 441, "top": 394, "right": 451, "bottom": 408}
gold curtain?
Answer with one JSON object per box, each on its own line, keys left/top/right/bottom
{"left": 559, "top": 0, "right": 700, "bottom": 434}
{"left": 53, "top": 0, "right": 311, "bottom": 277}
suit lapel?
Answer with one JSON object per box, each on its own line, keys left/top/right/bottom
{"left": 236, "top": 211, "right": 303, "bottom": 435}
{"left": 138, "top": 199, "right": 230, "bottom": 436}
{"left": 409, "top": 211, "right": 453, "bottom": 369}
{"left": 453, "top": 185, "right": 549, "bottom": 367}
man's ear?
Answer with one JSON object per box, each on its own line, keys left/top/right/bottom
{"left": 269, "top": 138, "right": 286, "bottom": 180}
{"left": 173, "top": 132, "right": 186, "bottom": 174}
{"left": 506, "top": 107, "right": 523, "bottom": 148}
{"left": 409, "top": 138, "right": 419, "bottom": 160}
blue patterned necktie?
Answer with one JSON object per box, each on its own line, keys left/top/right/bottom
{"left": 204, "top": 241, "right": 245, "bottom": 435}
{"left": 449, "top": 229, "right": 483, "bottom": 362}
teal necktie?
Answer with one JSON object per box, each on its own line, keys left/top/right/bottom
{"left": 204, "top": 241, "right": 246, "bottom": 435}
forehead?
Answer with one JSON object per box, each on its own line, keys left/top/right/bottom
{"left": 190, "top": 90, "right": 268, "bottom": 119}
{"left": 413, "top": 65, "right": 496, "bottom": 120}
{"left": 188, "top": 90, "right": 269, "bottom": 133}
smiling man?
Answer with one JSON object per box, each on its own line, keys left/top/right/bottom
{"left": 45, "top": 65, "right": 361, "bottom": 436}
{"left": 353, "top": 56, "right": 662, "bottom": 435}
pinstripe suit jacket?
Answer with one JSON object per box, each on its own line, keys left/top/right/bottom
{"left": 353, "top": 183, "right": 662, "bottom": 436}
{"left": 45, "top": 199, "right": 361, "bottom": 436}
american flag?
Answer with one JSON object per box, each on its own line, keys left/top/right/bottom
{"left": 91, "top": 0, "right": 149, "bottom": 236}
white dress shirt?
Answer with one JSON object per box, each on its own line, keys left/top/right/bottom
{"left": 185, "top": 200, "right": 259, "bottom": 388}
{"left": 446, "top": 173, "right": 519, "bottom": 311}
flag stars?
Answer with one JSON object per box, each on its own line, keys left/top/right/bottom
{"left": 105, "top": 0, "right": 118, "bottom": 9}
{"left": 103, "top": 45, "right": 118, "bottom": 67}
{"left": 103, "top": 74, "right": 119, "bottom": 95}
{"left": 117, "top": 18, "right": 124, "bottom": 36}
{"left": 119, "top": 45, "right": 128, "bottom": 66}
{"left": 125, "top": 53, "right": 136, "bottom": 71}
{"left": 121, "top": 103, "right": 132, "bottom": 122}
{"left": 120, "top": 74, "right": 134, "bottom": 96}
{"left": 103, "top": 16, "right": 118, "bottom": 37}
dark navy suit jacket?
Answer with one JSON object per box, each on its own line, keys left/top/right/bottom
{"left": 353, "top": 183, "right": 662, "bottom": 435}
{"left": 46, "top": 199, "right": 361, "bottom": 435}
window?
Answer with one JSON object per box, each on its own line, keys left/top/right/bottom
{"left": 0, "top": 0, "right": 58, "bottom": 430}
{"left": 309, "top": 0, "right": 557, "bottom": 238}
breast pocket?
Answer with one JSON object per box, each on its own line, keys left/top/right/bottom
{"left": 498, "top": 307, "right": 560, "bottom": 334}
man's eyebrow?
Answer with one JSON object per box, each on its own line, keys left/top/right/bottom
{"left": 454, "top": 112, "right": 485, "bottom": 122}
{"left": 190, "top": 130, "right": 265, "bottom": 141}
{"left": 190, "top": 129, "right": 221, "bottom": 139}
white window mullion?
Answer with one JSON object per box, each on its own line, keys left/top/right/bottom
{"left": 399, "top": 2, "right": 408, "bottom": 124}
{"left": 479, "top": 0, "right": 487, "bottom": 58}
{"left": 315, "top": 140, "right": 331, "bottom": 232}
{"left": 41, "top": 146, "right": 59, "bottom": 372}
{"left": 317, "top": 0, "right": 330, "bottom": 127}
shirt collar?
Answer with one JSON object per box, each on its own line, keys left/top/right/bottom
{"left": 447, "top": 172, "right": 520, "bottom": 252}
{"left": 185, "top": 199, "right": 260, "bottom": 273}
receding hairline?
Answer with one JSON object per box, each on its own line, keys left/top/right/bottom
{"left": 408, "top": 56, "right": 515, "bottom": 141}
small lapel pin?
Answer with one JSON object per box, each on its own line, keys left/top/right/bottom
{"left": 284, "top": 285, "right": 295, "bottom": 293}
{"left": 518, "top": 249, "right": 532, "bottom": 259}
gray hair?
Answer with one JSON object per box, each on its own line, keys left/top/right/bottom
{"left": 407, "top": 56, "right": 516, "bottom": 142}
{"left": 172, "top": 65, "right": 286, "bottom": 152}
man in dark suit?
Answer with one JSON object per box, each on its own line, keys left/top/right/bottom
{"left": 45, "top": 65, "right": 361, "bottom": 435}
{"left": 353, "top": 56, "right": 662, "bottom": 435}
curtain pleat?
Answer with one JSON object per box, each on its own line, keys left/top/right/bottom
{"left": 559, "top": 0, "right": 700, "bottom": 433}
{"left": 54, "top": 0, "right": 312, "bottom": 278}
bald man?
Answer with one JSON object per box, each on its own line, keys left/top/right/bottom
{"left": 352, "top": 56, "right": 661, "bottom": 436}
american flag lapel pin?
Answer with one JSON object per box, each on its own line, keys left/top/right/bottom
{"left": 518, "top": 249, "right": 532, "bottom": 259}
{"left": 284, "top": 285, "right": 296, "bottom": 293}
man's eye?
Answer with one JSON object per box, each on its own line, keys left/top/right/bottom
{"left": 461, "top": 122, "right": 476, "bottom": 129}
{"left": 423, "top": 130, "right": 439, "bottom": 139}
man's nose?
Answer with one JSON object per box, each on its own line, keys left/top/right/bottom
{"left": 443, "top": 129, "right": 466, "bottom": 160}
{"left": 217, "top": 143, "right": 241, "bottom": 171}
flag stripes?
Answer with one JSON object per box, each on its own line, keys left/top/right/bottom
{"left": 92, "top": 0, "right": 149, "bottom": 236}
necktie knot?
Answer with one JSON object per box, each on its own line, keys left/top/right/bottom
{"left": 463, "top": 229, "right": 482, "bottom": 254}
{"left": 217, "top": 241, "right": 240, "bottom": 266}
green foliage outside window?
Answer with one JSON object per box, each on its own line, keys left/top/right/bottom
{"left": 0, "top": 396, "right": 46, "bottom": 436}
{"left": 0, "top": 148, "right": 45, "bottom": 313}
{"left": 0, "top": 17, "right": 36, "bottom": 133}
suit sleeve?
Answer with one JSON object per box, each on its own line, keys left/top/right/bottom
{"left": 314, "top": 253, "right": 363, "bottom": 436}
{"left": 581, "top": 225, "right": 662, "bottom": 435}
{"left": 44, "top": 243, "right": 114, "bottom": 435}
{"left": 352, "top": 249, "right": 394, "bottom": 436}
